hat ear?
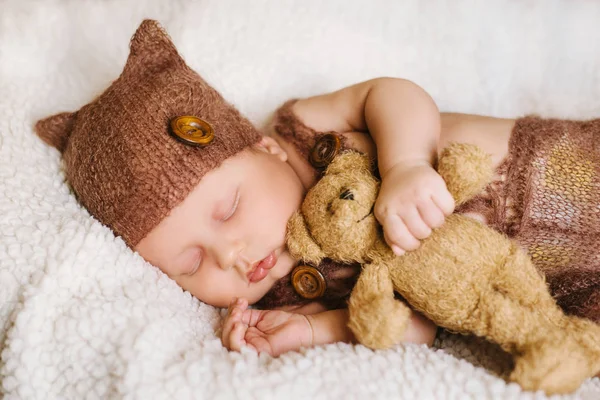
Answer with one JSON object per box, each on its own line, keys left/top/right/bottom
{"left": 125, "top": 19, "right": 185, "bottom": 75}
{"left": 34, "top": 111, "right": 77, "bottom": 153}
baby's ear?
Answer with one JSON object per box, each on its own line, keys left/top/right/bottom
{"left": 286, "top": 212, "right": 326, "bottom": 265}
{"left": 34, "top": 111, "right": 77, "bottom": 153}
{"left": 124, "top": 19, "right": 186, "bottom": 76}
{"left": 255, "top": 136, "right": 288, "bottom": 162}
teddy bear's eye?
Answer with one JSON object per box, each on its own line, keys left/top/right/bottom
{"left": 339, "top": 189, "right": 354, "bottom": 201}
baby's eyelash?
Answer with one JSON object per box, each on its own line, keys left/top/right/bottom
{"left": 221, "top": 189, "right": 240, "bottom": 221}
{"left": 188, "top": 257, "right": 201, "bottom": 275}
{"left": 186, "top": 249, "right": 203, "bottom": 276}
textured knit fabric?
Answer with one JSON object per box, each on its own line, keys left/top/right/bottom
{"left": 267, "top": 103, "right": 600, "bottom": 323}
{"left": 459, "top": 116, "right": 600, "bottom": 322}
{"left": 273, "top": 99, "right": 316, "bottom": 162}
{"left": 257, "top": 258, "right": 360, "bottom": 310}
{"left": 273, "top": 98, "right": 349, "bottom": 172}
{"left": 34, "top": 20, "right": 262, "bottom": 247}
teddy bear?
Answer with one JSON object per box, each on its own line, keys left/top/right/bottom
{"left": 286, "top": 143, "right": 600, "bottom": 395}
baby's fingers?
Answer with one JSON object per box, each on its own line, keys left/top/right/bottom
{"left": 432, "top": 188, "right": 455, "bottom": 216}
{"left": 417, "top": 197, "right": 446, "bottom": 229}
{"left": 221, "top": 298, "right": 247, "bottom": 349}
{"left": 401, "top": 207, "right": 432, "bottom": 239}
{"left": 228, "top": 321, "right": 249, "bottom": 352}
{"left": 383, "top": 214, "right": 420, "bottom": 255}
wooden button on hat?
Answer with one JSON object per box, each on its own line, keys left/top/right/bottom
{"left": 170, "top": 116, "right": 215, "bottom": 147}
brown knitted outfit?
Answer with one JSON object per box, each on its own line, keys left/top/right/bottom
{"left": 459, "top": 117, "right": 600, "bottom": 322}
{"left": 260, "top": 101, "right": 600, "bottom": 324}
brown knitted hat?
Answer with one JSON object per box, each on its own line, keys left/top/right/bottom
{"left": 34, "top": 19, "right": 262, "bottom": 247}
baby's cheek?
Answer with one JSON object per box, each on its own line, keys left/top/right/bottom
{"left": 177, "top": 272, "right": 232, "bottom": 308}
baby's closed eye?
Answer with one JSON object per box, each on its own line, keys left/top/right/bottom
{"left": 216, "top": 188, "right": 240, "bottom": 222}
{"left": 177, "top": 247, "right": 203, "bottom": 276}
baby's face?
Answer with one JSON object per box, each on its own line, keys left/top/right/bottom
{"left": 135, "top": 137, "right": 305, "bottom": 308}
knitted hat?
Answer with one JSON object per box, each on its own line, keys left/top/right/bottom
{"left": 34, "top": 19, "right": 262, "bottom": 247}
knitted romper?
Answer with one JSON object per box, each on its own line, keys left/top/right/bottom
{"left": 258, "top": 101, "right": 600, "bottom": 323}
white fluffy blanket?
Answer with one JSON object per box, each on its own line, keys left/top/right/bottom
{"left": 1, "top": 0, "right": 600, "bottom": 398}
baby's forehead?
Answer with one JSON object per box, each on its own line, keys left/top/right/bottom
{"left": 138, "top": 148, "right": 264, "bottom": 236}
{"left": 203, "top": 146, "right": 262, "bottom": 179}
{"left": 172, "top": 147, "right": 261, "bottom": 201}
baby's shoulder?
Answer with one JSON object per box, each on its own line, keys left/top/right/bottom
{"left": 290, "top": 98, "right": 377, "bottom": 160}
{"left": 439, "top": 112, "right": 515, "bottom": 166}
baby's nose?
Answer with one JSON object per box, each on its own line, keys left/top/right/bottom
{"left": 216, "top": 241, "right": 248, "bottom": 272}
{"left": 233, "top": 258, "right": 251, "bottom": 279}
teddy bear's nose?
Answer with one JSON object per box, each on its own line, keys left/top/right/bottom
{"left": 339, "top": 189, "right": 354, "bottom": 201}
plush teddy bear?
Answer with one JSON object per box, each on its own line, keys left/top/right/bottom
{"left": 286, "top": 143, "right": 600, "bottom": 395}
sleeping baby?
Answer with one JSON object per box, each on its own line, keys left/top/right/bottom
{"left": 35, "top": 19, "right": 599, "bottom": 358}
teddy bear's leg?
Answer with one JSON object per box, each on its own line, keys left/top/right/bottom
{"left": 470, "top": 288, "right": 556, "bottom": 353}
{"left": 509, "top": 315, "right": 600, "bottom": 395}
{"left": 459, "top": 245, "right": 562, "bottom": 346}
{"left": 558, "top": 316, "right": 600, "bottom": 381}
{"left": 347, "top": 261, "right": 412, "bottom": 350}
{"left": 509, "top": 328, "right": 595, "bottom": 395}
{"left": 471, "top": 289, "right": 585, "bottom": 394}
{"left": 479, "top": 245, "right": 600, "bottom": 394}
{"left": 491, "top": 245, "right": 563, "bottom": 315}
{"left": 566, "top": 316, "right": 600, "bottom": 364}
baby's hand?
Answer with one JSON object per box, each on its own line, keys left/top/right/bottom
{"left": 221, "top": 298, "right": 314, "bottom": 357}
{"left": 375, "top": 162, "right": 455, "bottom": 255}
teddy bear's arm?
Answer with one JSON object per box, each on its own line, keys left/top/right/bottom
{"left": 347, "top": 260, "right": 412, "bottom": 350}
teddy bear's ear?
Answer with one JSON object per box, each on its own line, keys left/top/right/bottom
{"left": 286, "top": 212, "right": 326, "bottom": 265}
{"left": 124, "top": 19, "right": 185, "bottom": 76}
{"left": 437, "top": 143, "right": 494, "bottom": 206}
{"left": 326, "top": 151, "right": 373, "bottom": 176}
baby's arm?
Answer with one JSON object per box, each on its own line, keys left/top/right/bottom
{"left": 293, "top": 78, "right": 455, "bottom": 254}
{"left": 294, "top": 77, "right": 439, "bottom": 175}
{"left": 221, "top": 298, "right": 436, "bottom": 356}
{"left": 306, "top": 307, "right": 436, "bottom": 347}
